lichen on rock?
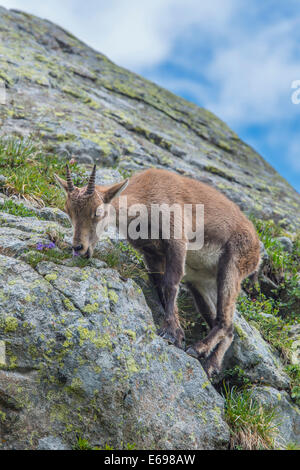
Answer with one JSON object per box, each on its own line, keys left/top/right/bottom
{"left": 0, "top": 5, "right": 299, "bottom": 451}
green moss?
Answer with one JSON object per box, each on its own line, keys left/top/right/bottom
{"left": 124, "top": 329, "right": 136, "bottom": 341}
{"left": 82, "top": 303, "right": 99, "bottom": 314}
{"left": 63, "top": 298, "right": 76, "bottom": 311}
{"left": 126, "top": 356, "right": 139, "bottom": 374}
{"left": 84, "top": 97, "right": 100, "bottom": 109}
{"left": 80, "top": 132, "right": 111, "bottom": 156}
{"left": 174, "top": 369, "right": 184, "bottom": 384}
{"left": 34, "top": 54, "right": 49, "bottom": 63}
{"left": 78, "top": 326, "right": 112, "bottom": 350}
{"left": 4, "top": 316, "right": 18, "bottom": 333}
{"left": 204, "top": 165, "right": 235, "bottom": 182}
{"left": 0, "top": 71, "right": 13, "bottom": 85}
{"left": 28, "top": 344, "right": 39, "bottom": 359}
{"left": 108, "top": 291, "right": 119, "bottom": 304}
{"left": 55, "top": 133, "right": 77, "bottom": 142}
{"left": 234, "top": 323, "right": 247, "bottom": 341}
{"left": 0, "top": 290, "right": 7, "bottom": 302}
{"left": 69, "top": 377, "right": 83, "bottom": 393}
{"left": 217, "top": 140, "right": 231, "bottom": 151}
{"left": 93, "top": 333, "right": 113, "bottom": 349}
{"left": 45, "top": 273, "right": 58, "bottom": 282}
{"left": 25, "top": 294, "right": 36, "bottom": 303}
{"left": 18, "top": 66, "right": 49, "bottom": 86}
{"left": 62, "top": 86, "right": 83, "bottom": 99}
{"left": 161, "top": 156, "right": 173, "bottom": 165}
{"left": 7, "top": 352, "right": 17, "bottom": 369}
{"left": 158, "top": 352, "right": 168, "bottom": 363}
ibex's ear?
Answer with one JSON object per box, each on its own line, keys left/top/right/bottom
{"left": 104, "top": 179, "right": 129, "bottom": 203}
{"left": 54, "top": 174, "right": 68, "bottom": 193}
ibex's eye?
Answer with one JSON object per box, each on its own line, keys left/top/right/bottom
{"left": 95, "top": 206, "right": 104, "bottom": 218}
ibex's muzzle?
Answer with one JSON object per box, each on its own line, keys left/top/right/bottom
{"left": 72, "top": 244, "right": 83, "bottom": 253}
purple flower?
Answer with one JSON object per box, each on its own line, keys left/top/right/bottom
{"left": 36, "top": 241, "right": 56, "bottom": 251}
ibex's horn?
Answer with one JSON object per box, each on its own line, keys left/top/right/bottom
{"left": 86, "top": 164, "right": 97, "bottom": 195}
{"left": 66, "top": 165, "right": 75, "bottom": 192}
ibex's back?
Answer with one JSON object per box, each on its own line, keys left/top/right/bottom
{"left": 56, "top": 166, "right": 260, "bottom": 378}
{"left": 124, "top": 168, "right": 258, "bottom": 251}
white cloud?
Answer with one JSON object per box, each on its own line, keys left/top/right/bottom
{"left": 1, "top": 0, "right": 299, "bottom": 121}
{"left": 1, "top": 0, "right": 299, "bottom": 187}
{"left": 203, "top": 18, "right": 300, "bottom": 125}
{"left": 0, "top": 0, "right": 237, "bottom": 68}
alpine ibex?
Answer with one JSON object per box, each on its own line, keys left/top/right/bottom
{"left": 55, "top": 165, "right": 260, "bottom": 378}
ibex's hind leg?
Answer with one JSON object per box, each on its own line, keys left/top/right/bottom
{"left": 203, "top": 329, "right": 234, "bottom": 378}
{"left": 158, "top": 240, "right": 186, "bottom": 348}
{"left": 186, "top": 282, "right": 216, "bottom": 330}
{"left": 187, "top": 243, "right": 241, "bottom": 376}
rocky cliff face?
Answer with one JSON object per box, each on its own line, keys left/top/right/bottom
{"left": 0, "top": 7, "right": 299, "bottom": 228}
{"left": 0, "top": 7, "right": 299, "bottom": 450}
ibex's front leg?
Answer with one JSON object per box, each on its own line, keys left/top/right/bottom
{"left": 158, "top": 240, "right": 186, "bottom": 349}
{"left": 143, "top": 249, "right": 166, "bottom": 309}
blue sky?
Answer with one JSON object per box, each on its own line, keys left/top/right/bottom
{"left": 1, "top": 0, "right": 300, "bottom": 192}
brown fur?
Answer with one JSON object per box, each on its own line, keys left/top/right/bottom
{"left": 55, "top": 167, "right": 261, "bottom": 378}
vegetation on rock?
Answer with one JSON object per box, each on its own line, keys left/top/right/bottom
{"left": 0, "top": 5, "right": 299, "bottom": 450}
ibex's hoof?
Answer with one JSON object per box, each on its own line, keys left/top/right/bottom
{"left": 158, "top": 329, "right": 177, "bottom": 345}
{"left": 203, "top": 360, "right": 221, "bottom": 381}
{"left": 186, "top": 346, "right": 199, "bottom": 359}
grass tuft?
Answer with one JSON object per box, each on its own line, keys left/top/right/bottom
{"left": 99, "top": 241, "right": 146, "bottom": 280}
{"left": 223, "top": 384, "right": 279, "bottom": 450}
{"left": 74, "top": 436, "right": 136, "bottom": 451}
{"left": 0, "top": 136, "right": 85, "bottom": 208}
{"left": 0, "top": 199, "right": 37, "bottom": 217}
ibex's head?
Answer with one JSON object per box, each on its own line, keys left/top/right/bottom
{"left": 55, "top": 165, "right": 128, "bottom": 258}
